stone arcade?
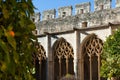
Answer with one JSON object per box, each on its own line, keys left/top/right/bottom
{"left": 31, "top": 0, "right": 120, "bottom": 80}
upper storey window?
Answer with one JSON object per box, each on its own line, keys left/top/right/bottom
{"left": 77, "top": 9, "right": 84, "bottom": 14}
{"left": 82, "top": 22, "right": 87, "bottom": 28}
{"left": 46, "top": 15, "right": 54, "bottom": 20}
{"left": 94, "top": 0, "right": 111, "bottom": 11}
{"left": 100, "top": 5, "right": 104, "bottom": 10}
{"left": 62, "top": 12, "right": 66, "bottom": 17}
{"left": 80, "top": 9, "right": 84, "bottom": 14}
{"left": 47, "top": 15, "right": 50, "bottom": 19}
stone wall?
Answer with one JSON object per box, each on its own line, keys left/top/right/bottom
{"left": 58, "top": 6, "right": 73, "bottom": 18}
{"left": 75, "top": 2, "right": 90, "bottom": 15}
{"left": 94, "top": 0, "right": 111, "bottom": 11}
{"left": 116, "top": 0, "right": 120, "bottom": 7}
{"left": 30, "top": 12, "right": 40, "bottom": 23}
{"left": 32, "top": 0, "right": 120, "bottom": 35}
{"left": 42, "top": 9, "right": 56, "bottom": 20}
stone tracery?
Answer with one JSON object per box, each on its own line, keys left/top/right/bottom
{"left": 54, "top": 37, "right": 74, "bottom": 59}
{"left": 33, "top": 42, "right": 47, "bottom": 80}
{"left": 34, "top": 42, "right": 47, "bottom": 64}
{"left": 85, "top": 36, "right": 103, "bottom": 57}
{"left": 54, "top": 37, "right": 74, "bottom": 79}
{"left": 83, "top": 34, "right": 103, "bottom": 80}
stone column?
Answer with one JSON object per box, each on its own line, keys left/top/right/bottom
{"left": 58, "top": 57, "right": 61, "bottom": 78}
{"left": 98, "top": 55, "right": 100, "bottom": 80}
{"left": 89, "top": 56, "right": 92, "bottom": 80}
{"left": 79, "top": 57, "right": 84, "bottom": 80}
{"left": 46, "top": 34, "right": 54, "bottom": 80}
{"left": 75, "top": 30, "right": 81, "bottom": 80}
{"left": 39, "top": 63, "right": 42, "bottom": 80}
{"left": 66, "top": 57, "right": 69, "bottom": 74}
{"left": 78, "top": 31, "right": 84, "bottom": 80}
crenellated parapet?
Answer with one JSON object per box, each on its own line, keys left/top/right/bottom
{"left": 94, "top": 0, "right": 111, "bottom": 11}
{"left": 116, "top": 0, "right": 120, "bottom": 7}
{"left": 58, "top": 6, "right": 73, "bottom": 18}
{"left": 32, "top": 0, "right": 120, "bottom": 35}
{"left": 32, "top": 0, "right": 120, "bottom": 21}
{"left": 30, "top": 12, "right": 40, "bottom": 22}
{"left": 75, "top": 2, "right": 90, "bottom": 15}
{"left": 42, "top": 9, "right": 56, "bottom": 20}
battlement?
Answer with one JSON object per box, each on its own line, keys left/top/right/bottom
{"left": 32, "top": 0, "right": 120, "bottom": 22}
{"left": 32, "top": 0, "right": 120, "bottom": 35}
{"left": 116, "top": 0, "right": 120, "bottom": 7}
{"left": 30, "top": 12, "right": 40, "bottom": 22}
{"left": 42, "top": 9, "right": 56, "bottom": 20}
{"left": 94, "top": 0, "right": 111, "bottom": 11}
{"left": 75, "top": 2, "right": 90, "bottom": 15}
{"left": 58, "top": 6, "right": 73, "bottom": 18}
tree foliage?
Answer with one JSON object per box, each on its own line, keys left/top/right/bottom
{"left": 0, "top": 0, "right": 36, "bottom": 80}
{"left": 101, "top": 29, "right": 120, "bottom": 78}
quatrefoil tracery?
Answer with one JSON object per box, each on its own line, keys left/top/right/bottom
{"left": 85, "top": 36, "right": 103, "bottom": 57}
{"left": 35, "top": 43, "right": 46, "bottom": 64}
{"left": 54, "top": 38, "right": 74, "bottom": 59}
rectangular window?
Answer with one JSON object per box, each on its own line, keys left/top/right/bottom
{"left": 47, "top": 15, "right": 49, "bottom": 19}
{"left": 100, "top": 5, "right": 104, "bottom": 10}
{"left": 80, "top": 9, "right": 84, "bottom": 14}
{"left": 82, "top": 22, "right": 87, "bottom": 27}
{"left": 62, "top": 12, "right": 66, "bottom": 17}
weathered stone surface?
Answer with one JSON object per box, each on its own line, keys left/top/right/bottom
{"left": 31, "top": 0, "right": 120, "bottom": 35}
{"left": 75, "top": 2, "right": 90, "bottom": 15}
{"left": 94, "top": 0, "right": 111, "bottom": 11}
{"left": 42, "top": 9, "right": 56, "bottom": 21}
{"left": 58, "top": 6, "right": 73, "bottom": 18}
{"left": 116, "top": 0, "right": 120, "bottom": 7}
{"left": 30, "top": 12, "right": 40, "bottom": 22}
{"left": 34, "top": 7, "right": 120, "bottom": 35}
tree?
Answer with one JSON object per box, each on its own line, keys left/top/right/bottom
{"left": 0, "top": 0, "right": 36, "bottom": 80}
{"left": 100, "top": 29, "right": 120, "bottom": 80}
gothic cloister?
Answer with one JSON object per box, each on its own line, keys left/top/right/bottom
{"left": 33, "top": 25, "right": 118, "bottom": 80}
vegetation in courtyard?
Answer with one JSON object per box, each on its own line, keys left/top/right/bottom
{"left": 60, "top": 74, "right": 76, "bottom": 80}
{"left": 0, "top": 0, "right": 36, "bottom": 80}
{"left": 100, "top": 29, "right": 120, "bottom": 79}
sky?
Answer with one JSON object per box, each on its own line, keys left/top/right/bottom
{"left": 32, "top": 0, "right": 116, "bottom": 15}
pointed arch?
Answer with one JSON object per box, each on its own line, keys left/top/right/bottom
{"left": 81, "top": 33, "right": 103, "bottom": 57}
{"left": 33, "top": 42, "right": 47, "bottom": 80}
{"left": 53, "top": 37, "right": 74, "bottom": 80}
{"left": 53, "top": 37, "right": 74, "bottom": 59}
{"left": 80, "top": 33, "right": 103, "bottom": 80}
{"left": 36, "top": 43, "right": 46, "bottom": 64}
